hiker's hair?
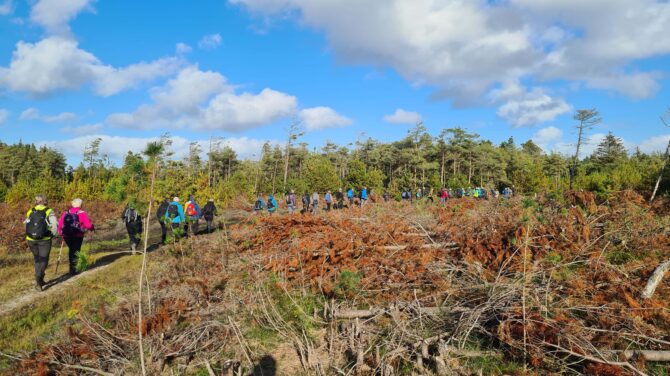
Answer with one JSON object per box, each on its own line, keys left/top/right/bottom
{"left": 71, "top": 198, "right": 83, "bottom": 208}
{"left": 35, "top": 194, "right": 47, "bottom": 205}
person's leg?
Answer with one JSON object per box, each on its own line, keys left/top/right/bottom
{"left": 160, "top": 222, "right": 167, "bottom": 244}
{"left": 65, "top": 236, "right": 83, "bottom": 275}
{"left": 192, "top": 219, "right": 200, "bottom": 235}
{"left": 29, "top": 241, "right": 46, "bottom": 288}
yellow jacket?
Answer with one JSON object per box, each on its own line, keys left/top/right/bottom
{"left": 25, "top": 205, "right": 58, "bottom": 241}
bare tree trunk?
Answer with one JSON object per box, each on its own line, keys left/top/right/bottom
{"left": 138, "top": 162, "right": 156, "bottom": 376}
{"left": 650, "top": 138, "right": 670, "bottom": 203}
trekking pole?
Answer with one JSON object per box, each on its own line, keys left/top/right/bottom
{"left": 55, "top": 238, "right": 65, "bottom": 274}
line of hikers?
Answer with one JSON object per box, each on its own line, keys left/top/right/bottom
{"left": 254, "top": 187, "right": 369, "bottom": 215}
{"left": 252, "top": 185, "right": 514, "bottom": 214}
{"left": 25, "top": 194, "right": 219, "bottom": 292}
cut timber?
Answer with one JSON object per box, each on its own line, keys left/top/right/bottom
{"left": 641, "top": 258, "right": 670, "bottom": 299}
{"left": 615, "top": 350, "right": 670, "bottom": 362}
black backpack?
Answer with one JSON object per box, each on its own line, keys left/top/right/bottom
{"left": 156, "top": 202, "right": 168, "bottom": 219}
{"left": 254, "top": 199, "right": 264, "bottom": 210}
{"left": 62, "top": 211, "right": 84, "bottom": 237}
{"left": 124, "top": 208, "right": 138, "bottom": 223}
{"left": 167, "top": 203, "right": 180, "bottom": 220}
{"left": 26, "top": 208, "right": 49, "bottom": 240}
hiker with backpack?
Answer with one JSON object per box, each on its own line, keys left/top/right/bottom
{"left": 165, "top": 197, "right": 186, "bottom": 240}
{"left": 156, "top": 198, "right": 170, "bottom": 244}
{"left": 311, "top": 192, "right": 319, "bottom": 215}
{"left": 359, "top": 187, "right": 368, "bottom": 207}
{"left": 267, "top": 194, "right": 278, "bottom": 214}
{"left": 202, "top": 199, "right": 217, "bottom": 233}
{"left": 324, "top": 190, "right": 333, "bottom": 211}
{"left": 301, "top": 192, "right": 310, "bottom": 214}
{"left": 184, "top": 195, "right": 202, "bottom": 236}
{"left": 347, "top": 188, "right": 354, "bottom": 208}
{"left": 254, "top": 194, "right": 265, "bottom": 214}
{"left": 401, "top": 189, "right": 411, "bottom": 203}
{"left": 286, "top": 190, "right": 297, "bottom": 214}
{"left": 121, "top": 202, "right": 143, "bottom": 254}
{"left": 25, "top": 194, "right": 59, "bottom": 291}
{"left": 335, "top": 189, "right": 345, "bottom": 209}
{"left": 58, "top": 198, "right": 95, "bottom": 277}
{"left": 382, "top": 191, "right": 390, "bottom": 203}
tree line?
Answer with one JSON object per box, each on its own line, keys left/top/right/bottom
{"left": 1, "top": 108, "right": 669, "bottom": 205}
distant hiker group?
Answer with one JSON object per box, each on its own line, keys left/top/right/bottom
{"left": 252, "top": 185, "right": 514, "bottom": 215}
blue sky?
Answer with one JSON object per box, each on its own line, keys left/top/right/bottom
{"left": 1, "top": 0, "right": 669, "bottom": 165}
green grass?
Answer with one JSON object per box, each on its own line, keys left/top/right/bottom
{"left": 0, "top": 253, "right": 142, "bottom": 353}
{"left": 463, "top": 356, "right": 522, "bottom": 375}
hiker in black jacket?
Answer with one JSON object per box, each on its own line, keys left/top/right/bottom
{"left": 156, "top": 198, "right": 170, "bottom": 244}
{"left": 122, "top": 203, "right": 143, "bottom": 254}
{"left": 202, "top": 199, "right": 217, "bottom": 234}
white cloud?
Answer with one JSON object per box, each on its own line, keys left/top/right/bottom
{"left": 107, "top": 65, "right": 298, "bottom": 132}
{"left": 299, "top": 106, "right": 352, "bottom": 131}
{"left": 0, "top": 0, "right": 14, "bottom": 16}
{"left": 637, "top": 134, "right": 670, "bottom": 154}
{"left": 19, "top": 107, "right": 77, "bottom": 123}
{"left": 496, "top": 87, "right": 571, "bottom": 127}
{"left": 198, "top": 33, "right": 222, "bottom": 49}
{"left": 30, "top": 0, "right": 94, "bottom": 36}
{"left": 61, "top": 123, "right": 103, "bottom": 136}
{"left": 176, "top": 42, "right": 193, "bottom": 54}
{"left": 202, "top": 88, "right": 297, "bottom": 131}
{"left": 0, "top": 109, "right": 9, "bottom": 125}
{"left": 232, "top": 0, "right": 670, "bottom": 109}
{"left": 0, "top": 37, "right": 182, "bottom": 97}
{"left": 532, "top": 126, "right": 563, "bottom": 150}
{"left": 383, "top": 109, "right": 422, "bottom": 125}
{"left": 39, "top": 134, "right": 271, "bottom": 163}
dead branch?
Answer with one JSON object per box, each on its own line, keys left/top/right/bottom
{"left": 641, "top": 258, "right": 670, "bottom": 299}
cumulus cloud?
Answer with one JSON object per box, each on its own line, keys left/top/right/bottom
{"left": 0, "top": 109, "right": 9, "bottom": 125}
{"left": 637, "top": 134, "right": 670, "bottom": 154}
{"left": 39, "top": 134, "right": 271, "bottom": 163}
{"left": 0, "top": 37, "right": 182, "bottom": 97}
{"left": 30, "top": 0, "right": 94, "bottom": 36}
{"left": 19, "top": 107, "right": 77, "bottom": 123}
{"left": 532, "top": 126, "right": 563, "bottom": 150}
{"left": 61, "top": 123, "right": 103, "bottom": 136}
{"left": 299, "top": 107, "right": 352, "bottom": 130}
{"left": 198, "top": 33, "right": 222, "bottom": 49}
{"left": 231, "top": 0, "right": 670, "bottom": 116}
{"left": 0, "top": 0, "right": 14, "bottom": 15}
{"left": 496, "top": 87, "right": 571, "bottom": 127}
{"left": 107, "top": 65, "right": 298, "bottom": 132}
{"left": 383, "top": 109, "right": 422, "bottom": 125}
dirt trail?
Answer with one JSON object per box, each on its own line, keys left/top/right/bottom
{"left": 0, "top": 211, "right": 247, "bottom": 318}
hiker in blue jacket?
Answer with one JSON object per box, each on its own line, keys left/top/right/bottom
{"left": 347, "top": 188, "right": 355, "bottom": 208}
{"left": 254, "top": 194, "right": 265, "bottom": 215}
{"left": 267, "top": 194, "right": 278, "bottom": 214}
{"left": 359, "top": 186, "right": 368, "bottom": 207}
{"left": 165, "top": 197, "right": 186, "bottom": 239}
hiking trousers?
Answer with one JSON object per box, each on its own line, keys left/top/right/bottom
{"left": 159, "top": 220, "right": 167, "bottom": 244}
{"left": 205, "top": 219, "right": 214, "bottom": 233}
{"left": 126, "top": 223, "right": 141, "bottom": 248}
{"left": 28, "top": 239, "right": 52, "bottom": 283}
{"left": 64, "top": 236, "right": 83, "bottom": 275}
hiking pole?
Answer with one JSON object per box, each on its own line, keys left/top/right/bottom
{"left": 55, "top": 238, "right": 65, "bottom": 275}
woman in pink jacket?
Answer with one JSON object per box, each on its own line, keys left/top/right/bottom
{"left": 58, "top": 198, "right": 95, "bottom": 276}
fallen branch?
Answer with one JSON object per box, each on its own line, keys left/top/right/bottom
{"left": 641, "top": 258, "right": 670, "bottom": 299}
{"left": 614, "top": 350, "right": 670, "bottom": 362}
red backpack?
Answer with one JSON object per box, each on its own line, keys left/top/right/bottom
{"left": 186, "top": 202, "right": 197, "bottom": 217}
